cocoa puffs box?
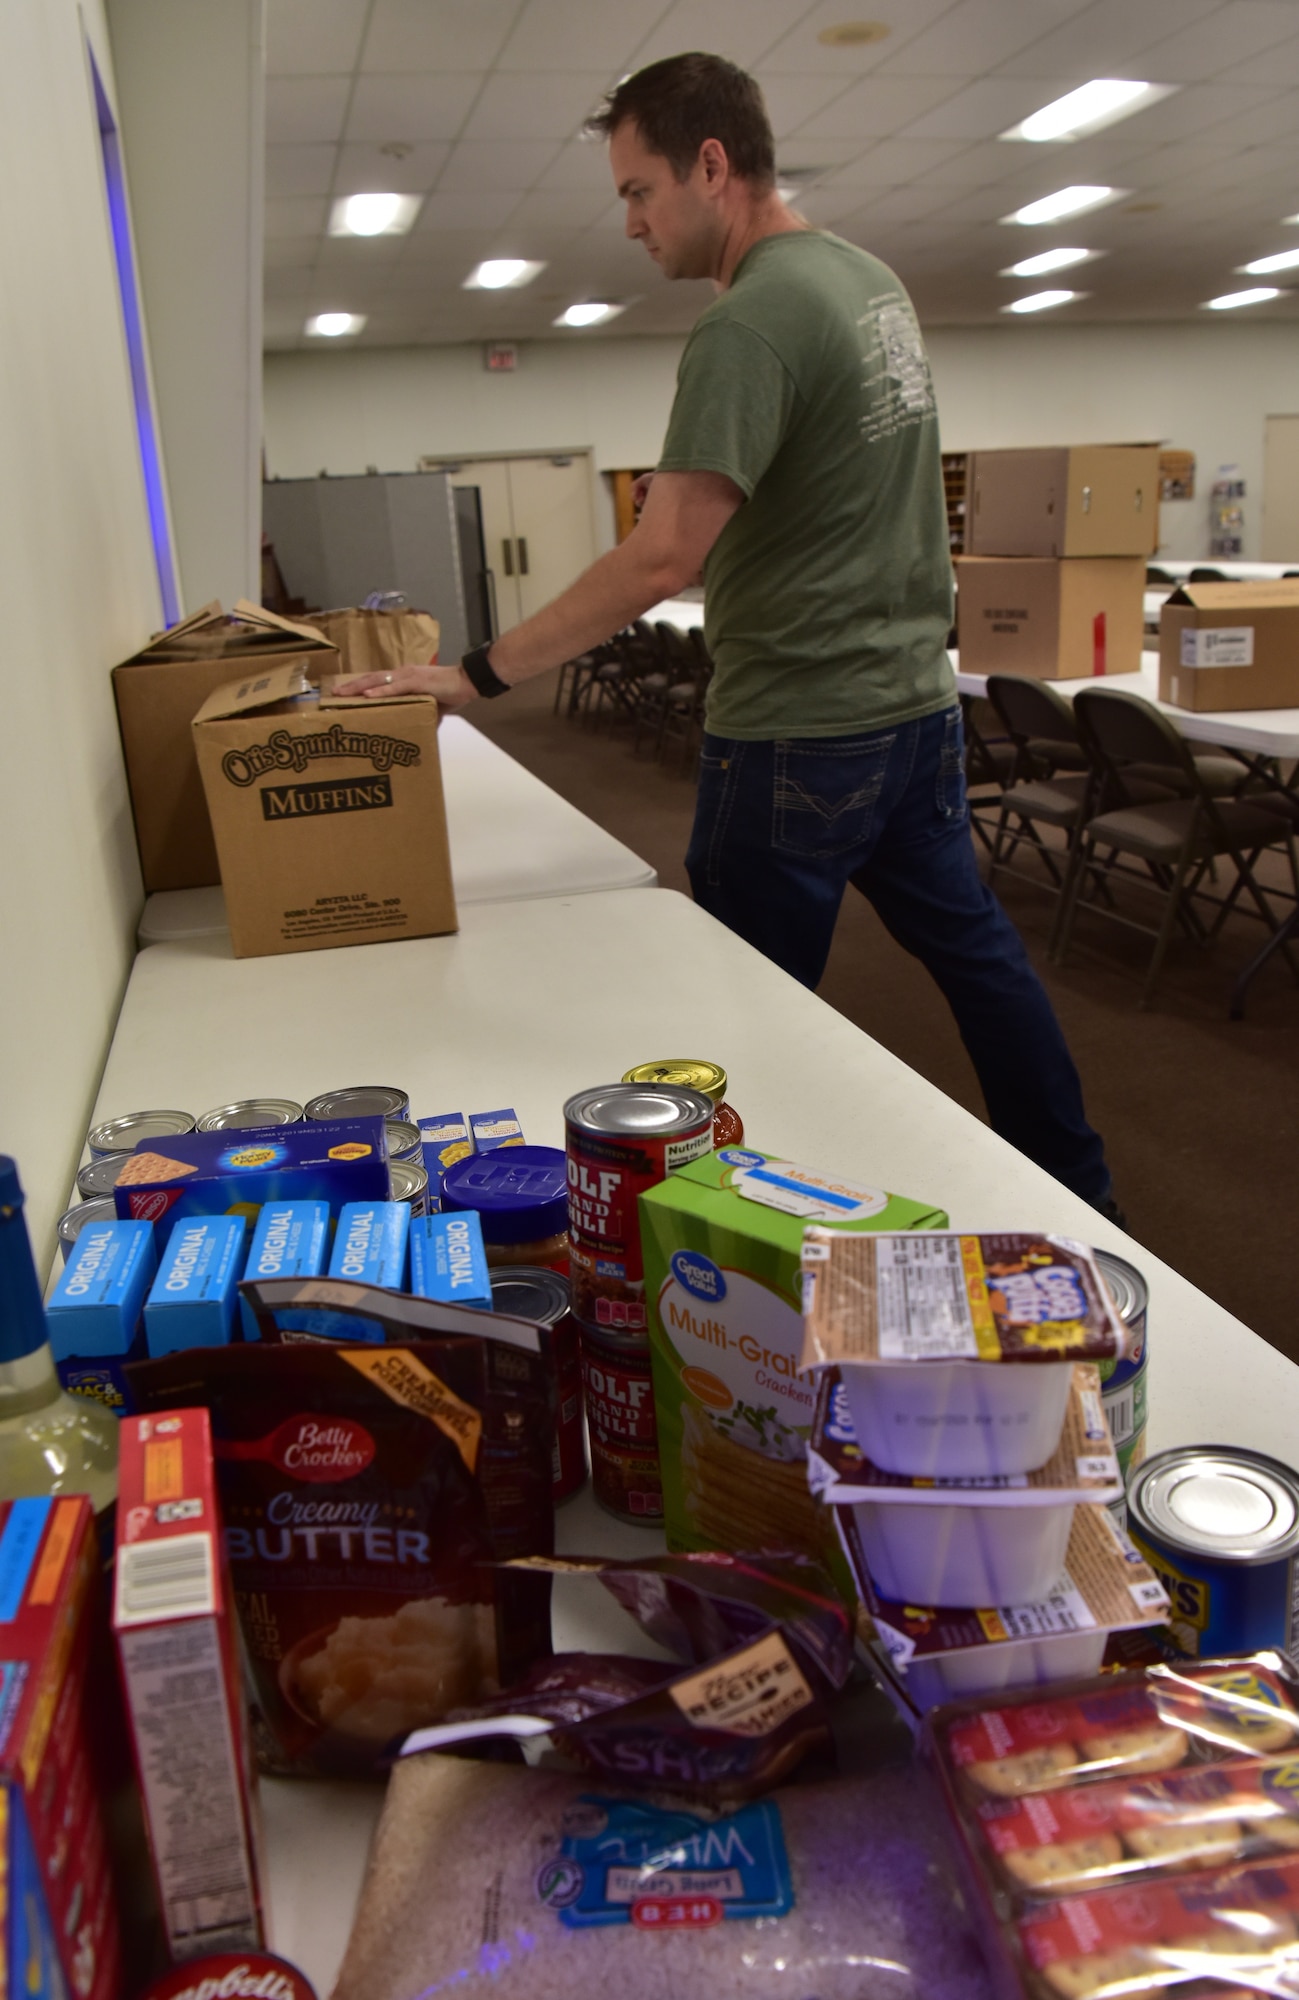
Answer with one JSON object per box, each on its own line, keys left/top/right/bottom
{"left": 113, "top": 1117, "right": 390, "bottom": 1248}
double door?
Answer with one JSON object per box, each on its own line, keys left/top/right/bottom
{"left": 449, "top": 454, "right": 598, "bottom": 634}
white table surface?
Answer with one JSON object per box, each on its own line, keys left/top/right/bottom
{"left": 954, "top": 648, "right": 1299, "bottom": 760}
{"left": 137, "top": 715, "right": 655, "bottom": 943}
{"left": 643, "top": 592, "right": 705, "bottom": 633}
{"left": 91, "top": 889, "right": 1299, "bottom": 1994}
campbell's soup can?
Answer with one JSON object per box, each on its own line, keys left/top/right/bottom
{"left": 487, "top": 1266, "right": 586, "bottom": 1504}
{"left": 139, "top": 1951, "right": 317, "bottom": 2000}
{"left": 564, "top": 1083, "right": 713, "bottom": 1338}
{"left": 578, "top": 1329, "right": 662, "bottom": 1523}
{"left": 1095, "top": 1249, "right": 1149, "bottom": 1525}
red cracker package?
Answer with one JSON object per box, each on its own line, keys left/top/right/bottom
{"left": 114, "top": 1408, "right": 266, "bottom": 1960}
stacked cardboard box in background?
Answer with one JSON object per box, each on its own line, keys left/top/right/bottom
{"left": 955, "top": 445, "right": 1160, "bottom": 680}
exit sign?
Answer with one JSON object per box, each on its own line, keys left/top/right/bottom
{"left": 485, "top": 343, "right": 518, "bottom": 372}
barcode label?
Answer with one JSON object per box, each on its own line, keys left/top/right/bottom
{"left": 115, "top": 1533, "right": 215, "bottom": 1626}
{"left": 1103, "top": 1388, "right": 1136, "bottom": 1445}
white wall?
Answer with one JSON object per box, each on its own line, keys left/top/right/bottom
{"left": 108, "top": 0, "right": 265, "bottom": 609}
{"left": 265, "top": 320, "right": 1299, "bottom": 562}
{"left": 0, "top": 2, "right": 164, "bottom": 1264}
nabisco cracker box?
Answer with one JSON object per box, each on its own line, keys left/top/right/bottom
{"left": 114, "top": 1409, "right": 266, "bottom": 1960}
{"left": 192, "top": 662, "right": 456, "bottom": 957}
{"left": 0, "top": 1495, "right": 123, "bottom": 1999}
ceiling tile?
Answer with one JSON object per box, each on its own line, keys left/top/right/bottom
{"left": 1135, "top": 2, "right": 1299, "bottom": 84}
{"left": 992, "top": 0, "right": 1225, "bottom": 79}
{"left": 334, "top": 144, "right": 451, "bottom": 194}
{"left": 820, "top": 137, "right": 972, "bottom": 186}
{"left": 504, "top": 189, "right": 614, "bottom": 229}
{"left": 877, "top": 0, "right": 1094, "bottom": 78}
{"left": 1099, "top": 83, "right": 1285, "bottom": 150}
{"left": 793, "top": 75, "right": 963, "bottom": 142}
{"left": 758, "top": 0, "right": 963, "bottom": 75}
{"left": 412, "top": 189, "right": 522, "bottom": 231}
{"left": 266, "top": 76, "right": 352, "bottom": 146}
{"left": 437, "top": 140, "right": 565, "bottom": 192}
{"left": 1220, "top": 31, "right": 1299, "bottom": 86}
{"left": 263, "top": 237, "right": 318, "bottom": 269}
{"left": 264, "top": 267, "right": 317, "bottom": 301}
{"left": 754, "top": 72, "right": 859, "bottom": 137}
{"left": 1215, "top": 96, "right": 1299, "bottom": 148}
{"left": 535, "top": 140, "right": 619, "bottom": 190}
{"left": 361, "top": 0, "right": 521, "bottom": 72}
{"left": 627, "top": 0, "right": 818, "bottom": 71}
{"left": 265, "top": 195, "right": 331, "bottom": 238}
{"left": 344, "top": 73, "right": 485, "bottom": 144}
{"left": 265, "top": 144, "right": 338, "bottom": 198}
{"left": 266, "top": 0, "right": 369, "bottom": 77}
{"left": 461, "top": 70, "right": 613, "bottom": 143}
{"left": 496, "top": 0, "right": 672, "bottom": 73}
{"left": 901, "top": 77, "right": 1076, "bottom": 141}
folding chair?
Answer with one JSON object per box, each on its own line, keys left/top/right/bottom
{"left": 1056, "top": 688, "right": 1299, "bottom": 1008}
{"left": 984, "top": 677, "right": 1095, "bottom": 922}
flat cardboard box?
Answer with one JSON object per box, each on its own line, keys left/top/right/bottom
{"left": 112, "top": 599, "right": 336, "bottom": 892}
{"left": 967, "top": 445, "right": 1160, "bottom": 559}
{"left": 192, "top": 661, "right": 457, "bottom": 957}
{"left": 1159, "top": 578, "right": 1299, "bottom": 712}
{"left": 956, "top": 556, "right": 1145, "bottom": 680}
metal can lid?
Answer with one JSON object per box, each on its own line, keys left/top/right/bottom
{"left": 564, "top": 1083, "right": 714, "bottom": 1139}
{"left": 195, "top": 1098, "right": 304, "bottom": 1131}
{"left": 385, "top": 1117, "right": 423, "bottom": 1159}
{"left": 389, "top": 1157, "right": 429, "bottom": 1205}
{"left": 1095, "top": 1248, "right": 1148, "bottom": 1327}
{"left": 488, "top": 1265, "right": 571, "bottom": 1326}
{"left": 138, "top": 1952, "right": 317, "bottom": 2000}
{"left": 76, "top": 1155, "right": 127, "bottom": 1199}
{"left": 85, "top": 1109, "right": 195, "bottom": 1156}
{"left": 622, "top": 1060, "right": 728, "bottom": 1106}
{"left": 1129, "top": 1447, "right": 1299, "bottom": 1562}
{"left": 58, "top": 1197, "right": 116, "bottom": 1244}
{"left": 442, "top": 1146, "right": 568, "bottom": 1244}
{"left": 305, "top": 1085, "right": 409, "bottom": 1121}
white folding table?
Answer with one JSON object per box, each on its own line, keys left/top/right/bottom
{"left": 136, "top": 715, "right": 655, "bottom": 944}
{"left": 89, "top": 890, "right": 1299, "bottom": 1993}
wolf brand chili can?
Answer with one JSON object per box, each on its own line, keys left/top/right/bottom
{"left": 196, "top": 1098, "right": 304, "bottom": 1131}
{"left": 389, "top": 1156, "right": 430, "bottom": 1216}
{"left": 487, "top": 1266, "right": 585, "bottom": 1503}
{"left": 564, "top": 1084, "right": 713, "bottom": 1337}
{"left": 304, "top": 1085, "right": 409, "bottom": 1123}
{"left": 578, "top": 1328, "right": 662, "bottom": 1523}
{"left": 139, "top": 1951, "right": 317, "bottom": 2000}
{"left": 622, "top": 1060, "right": 744, "bottom": 1148}
{"left": 1127, "top": 1447, "right": 1299, "bottom": 1667}
{"left": 86, "top": 1109, "right": 195, "bottom": 1159}
{"left": 1095, "top": 1249, "right": 1149, "bottom": 1525}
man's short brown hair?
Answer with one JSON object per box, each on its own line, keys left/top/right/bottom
{"left": 587, "top": 52, "right": 776, "bottom": 188}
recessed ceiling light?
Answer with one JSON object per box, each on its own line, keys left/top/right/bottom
{"left": 1203, "top": 287, "right": 1286, "bottom": 311}
{"left": 1241, "top": 249, "right": 1299, "bottom": 275}
{"left": 1002, "top": 246, "right": 1095, "bottom": 277}
{"left": 554, "top": 302, "right": 624, "bottom": 328}
{"left": 1285, "top": 213, "right": 1299, "bottom": 226}
{"left": 306, "top": 313, "right": 366, "bottom": 337}
{"left": 464, "top": 259, "right": 546, "bottom": 290}
{"left": 1001, "top": 80, "right": 1174, "bottom": 144}
{"left": 1002, "top": 186, "right": 1126, "bottom": 226}
{"left": 328, "top": 192, "right": 421, "bottom": 237}
{"left": 1002, "top": 290, "right": 1080, "bottom": 315}
{"left": 817, "top": 21, "right": 891, "bottom": 46}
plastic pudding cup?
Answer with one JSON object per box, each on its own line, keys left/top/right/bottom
{"left": 850, "top": 1494, "right": 1077, "bottom": 1609}
{"left": 838, "top": 1356, "right": 1076, "bottom": 1480}
{"left": 904, "top": 1629, "right": 1109, "bottom": 1712}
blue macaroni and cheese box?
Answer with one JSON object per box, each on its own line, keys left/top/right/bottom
{"left": 47, "top": 1218, "right": 157, "bottom": 1413}
{"left": 418, "top": 1112, "right": 471, "bottom": 1208}
{"left": 114, "top": 1116, "right": 389, "bottom": 1246}
{"left": 328, "top": 1201, "right": 410, "bottom": 1290}
{"left": 469, "top": 1108, "right": 524, "bottom": 1153}
{"left": 409, "top": 1210, "right": 492, "bottom": 1307}
{"left": 144, "top": 1215, "right": 247, "bottom": 1356}
{"left": 240, "top": 1200, "right": 329, "bottom": 1338}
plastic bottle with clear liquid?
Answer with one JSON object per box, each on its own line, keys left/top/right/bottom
{"left": 0, "top": 1155, "right": 117, "bottom": 1513}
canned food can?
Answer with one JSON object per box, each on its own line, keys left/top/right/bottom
{"left": 385, "top": 1117, "right": 423, "bottom": 1163}
{"left": 1095, "top": 1249, "right": 1149, "bottom": 1524}
{"left": 389, "top": 1156, "right": 429, "bottom": 1215}
{"left": 76, "top": 1154, "right": 128, "bottom": 1200}
{"left": 304, "top": 1085, "right": 409, "bottom": 1122}
{"left": 139, "top": 1953, "right": 317, "bottom": 2000}
{"left": 487, "top": 1266, "right": 586, "bottom": 1504}
{"left": 578, "top": 1328, "right": 662, "bottom": 1523}
{"left": 57, "top": 1196, "right": 116, "bottom": 1262}
{"left": 1127, "top": 1446, "right": 1299, "bottom": 1666}
{"left": 564, "top": 1083, "right": 714, "bottom": 1337}
{"left": 195, "top": 1098, "right": 304, "bottom": 1131}
{"left": 86, "top": 1109, "right": 195, "bottom": 1159}
{"left": 622, "top": 1059, "right": 745, "bottom": 1149}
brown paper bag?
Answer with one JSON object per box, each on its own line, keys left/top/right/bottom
{"left": 308, "top": 607, "right": 441, "bottom": 677}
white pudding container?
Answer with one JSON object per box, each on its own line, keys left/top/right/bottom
{"left": 838, "top": 1356, "right": 1076, "bottom": 1480}
{"left": 850, "top": 1494, "right": 1077, "bottom": 1608}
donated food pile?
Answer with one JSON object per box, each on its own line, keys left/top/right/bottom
{"left": 10, "top": 1059, "right": 1299, "bottom": 1999}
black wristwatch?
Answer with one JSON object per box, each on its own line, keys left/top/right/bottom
{"left": 460, "top": 642, "right": 511, "bottom": 699}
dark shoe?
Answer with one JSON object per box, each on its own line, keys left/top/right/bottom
{"left": 1093, "top": 1191, "right": 1128, "bottom": 1232}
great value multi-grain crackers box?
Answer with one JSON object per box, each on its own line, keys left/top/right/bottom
{"left": 114, "top": 1408, "right": 266, "bottom": 1960}
{"left": 0, "top": 1496, "right": 123, "bottom": 1999}
{"left": 113, "top": 1116, "right": 390, "bottom": 1248}
{"left": 639, "top": 1147, "right": 946, "bottom": 1562}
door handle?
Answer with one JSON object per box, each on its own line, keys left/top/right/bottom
{"left": 502, "top": 539, "right": 514, "bottom": 576}
{"left": 517, "top": 537, "right": 529, "bottom": 576}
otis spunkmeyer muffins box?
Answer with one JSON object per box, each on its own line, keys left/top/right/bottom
{"left": 192, "top": 661, "right": 456, "bottom": 958}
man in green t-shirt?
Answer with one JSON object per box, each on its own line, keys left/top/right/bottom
{"left": 338, "top": 53, "right": 1115, "bottom": 1215}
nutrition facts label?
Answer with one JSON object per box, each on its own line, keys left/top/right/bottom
{"left": 876, "top": 1237, "right": 980, "bottom": 1360}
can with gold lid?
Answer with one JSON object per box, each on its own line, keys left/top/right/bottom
{"left": 621, "top": 1060, "right": 744, "bottom": 1148}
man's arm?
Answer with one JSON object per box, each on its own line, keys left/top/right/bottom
{"left": 335, "top": 469, "right": 743, "bottom": 706}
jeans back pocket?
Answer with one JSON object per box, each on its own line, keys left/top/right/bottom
{"left": 773, "top": 736, "right": 893, "bottom": 859}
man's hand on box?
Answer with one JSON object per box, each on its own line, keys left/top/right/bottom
{"left": 334, "top": 663, "right": 475, "bottom": 710}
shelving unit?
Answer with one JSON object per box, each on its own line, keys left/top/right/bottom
{"left": 941, "top": 451, "right": 968, "bottom": 556}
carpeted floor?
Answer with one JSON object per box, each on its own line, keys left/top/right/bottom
{"left": 468, "top": 674, "right": 1299, "bottom": 1364}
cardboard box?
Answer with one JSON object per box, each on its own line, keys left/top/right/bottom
{"left": 0, "top": 1496, "right": 124, "bottom": 1999}
{"left": 1159, "top": 578, "right": 1299, "bottom": 712}
{"left": 46, "top": 1216, "right": 157, "bottom": 1413}
{"left": 192, "top": 661, "right": 456, "bottom": 957}
{"left": 114, "top": 1409, "right": 266, "bottom": 1959}
{"left": 113, "top": 1114, "right": 391, "bottom": 1246}
{"left": 112, "top": 599, "right": 337, "bottom": 893}
{"left": 967, "top": 445, "right": 1160, "bottom": 558}
{"left": 956, "top": 556, "right": 1145, "bottom": 680}
{"left": 638, "top": 1146, "right": 947, "bottom": 1563}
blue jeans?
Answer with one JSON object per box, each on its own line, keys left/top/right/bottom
{"left": 685, "top": 706, "right": 1111, "bottom": 1206}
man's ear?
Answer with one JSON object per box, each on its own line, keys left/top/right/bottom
{"left": 699, "top": 137, "right": 729, "bottom": 187}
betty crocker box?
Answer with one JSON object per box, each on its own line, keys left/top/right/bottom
{"left": 114, "top": 1408, "right": 266, "bottom": 1960}
{"left": 113, "top": 1116, "right": 390, "bottom": 1249}
{"left": 0, "top": 1495, "right": 123, "bottom": 2000}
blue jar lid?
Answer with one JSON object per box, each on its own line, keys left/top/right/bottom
{"left": 441, "top": 1145, "right": 568, "bottom": 1245}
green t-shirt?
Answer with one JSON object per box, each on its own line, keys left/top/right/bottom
{"left": 657, "top": 229, "right": 955, "bottom": 740}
